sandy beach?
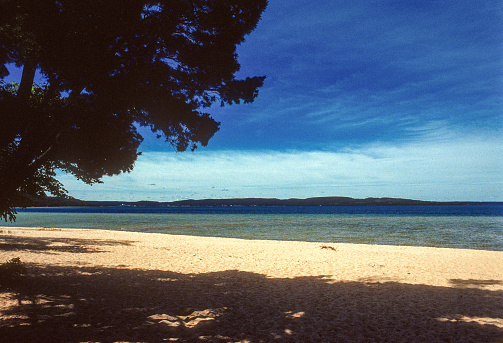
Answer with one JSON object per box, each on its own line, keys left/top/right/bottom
{"left": 1, "top": 227, "right": 502, "bottom": 342}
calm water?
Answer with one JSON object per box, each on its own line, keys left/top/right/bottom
{"left": 3, "top": 204, "right": 503, "bottom": 251}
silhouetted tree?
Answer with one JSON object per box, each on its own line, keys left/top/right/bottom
{"left": 0, "top": 0, "right": 267, "bottom": 221}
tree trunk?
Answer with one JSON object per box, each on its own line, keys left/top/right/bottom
{"left": 17, "top": 60, "right": 37, "bottom": 101}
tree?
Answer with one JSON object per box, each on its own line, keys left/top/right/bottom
{"left": 0, "top": 0, "right": 267, "bottom": 221}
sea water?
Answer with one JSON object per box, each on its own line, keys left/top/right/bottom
{"left": 3, "top": 204, "right": 502, "bottom": 251}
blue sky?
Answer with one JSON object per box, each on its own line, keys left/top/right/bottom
{"left": 7, "top": 0, "right": 503, "bottom": 201}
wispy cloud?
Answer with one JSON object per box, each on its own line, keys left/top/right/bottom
{"left": 59, "top": 133, "right": 502, "bottom": 202}
{"left": 213, "top": 0, "right": 503, "bottom": 151}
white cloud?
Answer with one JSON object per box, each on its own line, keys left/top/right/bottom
{"left": 58, "top": 135, "right": 502, "bottom": 202}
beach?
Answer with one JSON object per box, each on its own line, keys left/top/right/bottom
{"left": 1, "top": 227, "right": 502, "bottom": 342}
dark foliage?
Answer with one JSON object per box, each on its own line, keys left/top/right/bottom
{"left": 0, "top": 257, "right": 26, "bottom": 290}
{"left": 0, "top": 0, "right": 267, "bottom": 221}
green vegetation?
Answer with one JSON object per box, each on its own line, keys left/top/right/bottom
{"left": 0, "top": 257, "right": 27, "bottom": 290}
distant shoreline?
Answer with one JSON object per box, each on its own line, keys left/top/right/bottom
{"left": 7, "top": 203, "right": 502, "bottom": 251}
{"left": 16, "top": 195, "right": 500, "bottom": 208}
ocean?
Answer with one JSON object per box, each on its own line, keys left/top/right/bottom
{"left": 3, "top": 203, "right": 503, "bottom": 251}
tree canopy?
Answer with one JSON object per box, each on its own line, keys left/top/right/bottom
{"left": 0, "top": 0, "right": 267, "bottom": 221}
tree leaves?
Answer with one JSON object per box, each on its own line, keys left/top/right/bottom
{"left": 0, "top": 0, "right": 267, "bottom": 220}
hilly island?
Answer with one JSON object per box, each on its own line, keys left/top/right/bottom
{"left": 18, "top": 196, "right": 481, "bottom": 208}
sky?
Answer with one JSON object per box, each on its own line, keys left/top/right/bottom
{"left": 6, "top": 0, "right": 503, "bottom": 201}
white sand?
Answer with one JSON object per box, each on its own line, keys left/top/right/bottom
{"left": 1, "top": 227, "right": 502, "bottom": 342}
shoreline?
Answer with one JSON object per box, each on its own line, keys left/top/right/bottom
{"left": 2, "top": 223, "right": 503, "bottom": 252}
{"left": 1, "top": 226, "right": 503, "bottom": 286}
{"left": 2, "top": 224, "right": 503, "bottom": 250}
{"left": 1, "top": 227, "right": 502, "bottom": 342}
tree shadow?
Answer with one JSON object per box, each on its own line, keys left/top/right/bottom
{"left": 0, "top": 235, "right": 134, "bottom": 254}
{"left": 0, "top": 264, "right": 502, "bottom": 343}
{"left": 450, "top": 279, "right": 503, "bottom": 288}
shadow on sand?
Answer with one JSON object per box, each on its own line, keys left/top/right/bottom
{"left": 1, "top": 262, "right": 502, "bottom": 343}
{"left": 0, "top": 234, "right": 134, "bottom": 254}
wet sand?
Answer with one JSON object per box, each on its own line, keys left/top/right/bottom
{"left": 1, "top": 227, "right": 502, "bottom": 342}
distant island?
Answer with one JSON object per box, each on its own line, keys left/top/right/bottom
{"left": 17, "top": 196, "right": 488, "bottom": 208}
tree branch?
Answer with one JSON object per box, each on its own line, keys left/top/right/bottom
{"left": 17, "top": 60, "right": 37, "bottom": 102}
